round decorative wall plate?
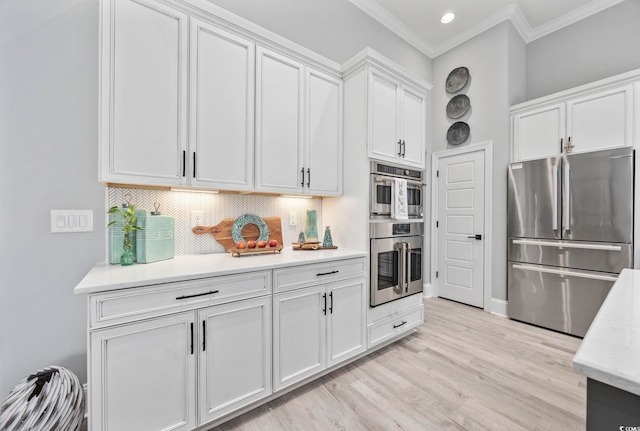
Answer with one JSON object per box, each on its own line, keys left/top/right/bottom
{"left": 445, "top": 67, "right": 470, "bottom": 93}
{"left": 447, "top": 122, "right": 470, "bottom": 145}
{"left": 231, "top": 214, "right": 269, "bottom": 243}
{"left": 446, "top": 94, "right": 471, "bottom": 119}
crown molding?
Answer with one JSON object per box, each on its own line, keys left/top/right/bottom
{"left": 347, "top": 0, "right": 436, "bottom": 58}
{"left": 432, "top": 4, "right": 520, "bottom": 57}
{"left": 526, "top": 0, "right": 626, "bottom": 42}
{"left": 350, "top": 0, "right": 627, "bottom": 59}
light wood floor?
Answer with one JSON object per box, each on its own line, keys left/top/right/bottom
{"left": 213, "top": 297, "right": 586, "bottom": 431}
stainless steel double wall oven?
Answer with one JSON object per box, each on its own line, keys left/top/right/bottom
{"left": 369, "top": 161, "right": 425, "bottom": 307}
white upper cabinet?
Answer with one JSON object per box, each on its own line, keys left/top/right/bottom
{"left": 189, "top": 19, "right": 255, "bottom": 191}
{"left": 401, "top": 85, "right": 427, "bottom": 166}
{"left": 256, "top": 47, "right": 343, "bottom": 196}
{"left": 100, "top": 0, "right": 188, "bottom": 186}
{"left": 512, "top": 103, "right": 565, "bottom": 161}
{"left": 370, "top": 69, "right": 400, "bottom": 161}
{"left": 255, "top": 47, "right": 305, "bottom": 194}
{"left": 306, "top": 69, "right": 343, "bottom": 196}
{"left": 566, "top": 85, "right": 633, "bottom": 154}
{"left": 511, "top": 80, "right": 635, "bottom": 162}
{"left": 100, "top": 0, "right": 342, "bottom": 194}
{"left": 368, "top": 68, "right": 426, "bottom": 168}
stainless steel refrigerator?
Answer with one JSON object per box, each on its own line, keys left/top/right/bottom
{"left": 507, "top": 147, "right": 634, "bottom": 337}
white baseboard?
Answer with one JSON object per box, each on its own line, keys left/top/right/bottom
{"left": 490, "top": 298, "right": 508, "bottom": 317}
{"left": 422, "top": 283, "right": 433, "bottom": 298}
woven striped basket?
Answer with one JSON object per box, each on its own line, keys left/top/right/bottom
{"left": 0, "top": 366, "right": 85, "bottom": 431}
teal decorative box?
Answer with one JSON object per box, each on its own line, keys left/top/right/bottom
{"left": 108, "top": 209, "right": 145, "bottom": 264}
{"left": 136, "top": 211, "right": 175, "bottom": 263}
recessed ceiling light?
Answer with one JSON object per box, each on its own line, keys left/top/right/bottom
{"left": 440, "top": 12, "right": 455, "bottom": 24}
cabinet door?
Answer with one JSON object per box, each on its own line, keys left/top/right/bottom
{"left": 400, "top": 85, "right": 426, "bottom": 167}
{"left": 512, "top": 103, "right": 565, "bottom": 161}
{"left": 89, "top": 313, "right": 196, "bottom": 431}
{"left": 306, "top": 69, "right": 343, "bottom": 196}
{"left": 189, "top": 19, "right": 255, "bottom": 190}
{"left": 567, "top": 84, "right": 634, "bottom": 154}
{"left": 273, "top": 285, "right": 326, "bottom": 391}
{"left": 100, "top": 0, "right": 188, "bottom": 186}
{"left": 255, "top": 47, "right": 304, "bottom": 193}
{"left": 369, "top": 68, "right": 401, "bottom": 163}
{"left": 327, "top": 278, "right": 366, "bottom": 367}
{"left": 198, "top": 296, "right": 272, "bottom": 423}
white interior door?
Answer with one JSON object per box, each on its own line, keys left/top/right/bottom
{"left": 436, "top": 150, "right": 485, "bottom": 307}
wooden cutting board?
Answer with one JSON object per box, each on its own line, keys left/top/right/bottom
{"left": 192, "top": 216, "right": 283, "bottom": 252}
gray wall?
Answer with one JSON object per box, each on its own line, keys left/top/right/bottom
{"left": 0, "top": 0, "right": 103, "bottom": 396}
{"left": 205, "top": 0, "right": 432, "bottom": 82}
{"left": 527, "top": 0, "right": 640, "bottom": 99}
{"left": 431, "top": 21, "right": 526, "bottom": 303}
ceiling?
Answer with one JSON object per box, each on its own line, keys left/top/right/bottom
{"left": 348, "top": 0, "right": 626, "bottom": 58}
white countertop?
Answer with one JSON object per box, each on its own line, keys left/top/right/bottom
{"left": 573, "top": 268, "right": 640, "bottom": 396}
{"left": 75, "top": 248, "right": 367, "bottom": 294}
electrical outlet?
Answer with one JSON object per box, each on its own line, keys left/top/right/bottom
{"left": 289, "top": 212, "right": 297, "bottom": 226}
{"left": 191, "top": 210, "right": 204, "bottom": 228}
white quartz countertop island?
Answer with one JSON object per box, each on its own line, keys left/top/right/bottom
{"left": 75, "top": 248, "right": 367, "bottom": 294}
{"left": 573, "top": 268, "right": 640, "bottom": 396}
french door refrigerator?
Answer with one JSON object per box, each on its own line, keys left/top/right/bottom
{"left": 507, "top": 147, "right": 634, "bottom": 337}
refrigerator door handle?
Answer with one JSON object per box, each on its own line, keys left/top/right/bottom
{"left": 512, "top": 264, "right": 618, "bottom": 282}
{"left": 552, "top": 165, "right": 558, "bottom": 231}
{"left": 511, "top": 239, "right": 623, "bottom": 251}
{"left": 564, "top": 163, "right": 571, "bottom": 232}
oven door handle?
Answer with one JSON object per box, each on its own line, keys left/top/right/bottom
{"left": 395, "top": 242, "right": 406, "bottom": 292}
{"left": 404, "top": 242, "right": 411, "bottom": 292}
{"left": 372, "top": 175, "right": 424, "bottom": 187}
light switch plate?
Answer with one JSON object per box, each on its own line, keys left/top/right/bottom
{"left": 51, "top": 210, "right": 93, "bottom": 233}
{"left": 289, "top": 213, "right": 297, "bottom": 226}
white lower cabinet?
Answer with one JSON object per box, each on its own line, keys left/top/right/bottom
{"left": 89, "top": 278, "right": 272, "bottom": 431}
{"left": 89, "top": 312, "right": 197, "bottom": 431}
{"left": 86, "top": 256, "right": 375, "bottom": 430}
{"left": 273, "top": 277, "right": 366, "bottom": 391}
{"left": 198, "top": 296, "right": 271, "bottom": 423}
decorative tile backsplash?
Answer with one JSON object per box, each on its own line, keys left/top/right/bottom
{"left": 108, "top": 188, "right": 323, "bottom": 255}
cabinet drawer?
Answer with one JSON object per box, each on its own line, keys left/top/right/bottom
{"left": 90, "top": 271, "right": 271, "bottom": 329}
{"left": 273, "top": 258, "right": 366, "bottom": 292}
{"left": 368, "top": 305, "right": 423, "bottom": 348}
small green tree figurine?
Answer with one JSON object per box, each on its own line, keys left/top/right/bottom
{"left": 107, "top": 205, "right": 141, "bottom": 266}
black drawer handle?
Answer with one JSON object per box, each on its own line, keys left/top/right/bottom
{"left": 176, "top": 290, "right": 219, "bottom": 300}
{"left": 393, "top": 320, "right": 407, "bottom": 329}
{"left": 316, "top": 270, "right": 339, "bottom": 277}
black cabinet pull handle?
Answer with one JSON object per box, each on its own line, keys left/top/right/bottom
{"left": 175, "top": 290, "right": 219, "bottom": 300}
{"left": 307, "top": 168, "right": 310, "bottom": 188}
{"left": 301, "top": 167, "right": 305, "bottom": 187}
{"left": 560, "top": 138, "right": 563, "bottom": 154}
{"left": 329, "top": 292, "right": 333, "bottom": 314}
{"left": 202, "top": 320, "right": 206, "bottom": 351}
{"left": 401, "top": 140, "right": 406, "bottom": 157}
{"left": 182, "top": 151, "right": 186, "bottom": 177}
{"left": 322, "top": 293, "right": 327, "bottom": 315}
{"left": 316, "top": 270, "right": 339, "bottom": 277}
{"left": 467, "top": 234, "right": 482, "bottom": 240}
{"left": 393, "top": 320, "right": 407, "bottom": 329}
{"left": 193, "top": 152, "right": 196, "bottom": 178}
{"left": 397, "top": 139, "right": 402, "bottom": 156}
{"left": 190, "top": 322, "right": 194, "bottom": 355}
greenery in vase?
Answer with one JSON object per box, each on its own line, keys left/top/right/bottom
{"left": 107, "top": 205, "right": 142, "bottom": 250}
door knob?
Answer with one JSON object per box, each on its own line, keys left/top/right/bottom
{"left": 467, "top": 234, "right": 482, "bottom": 240}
